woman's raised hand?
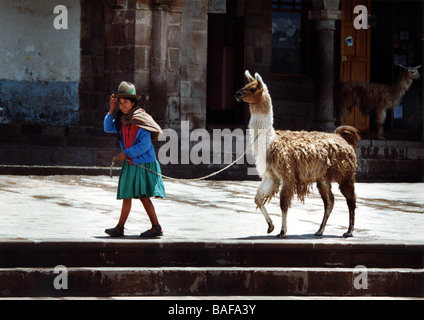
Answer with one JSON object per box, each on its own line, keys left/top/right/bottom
{"left": 109, "top": 94, "right": 118, "bottom": 114}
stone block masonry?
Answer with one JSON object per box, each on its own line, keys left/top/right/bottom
{"left": 102, "top": 0, "right": 208, "bottom": 131}
{"left": 356, "top": 139, "right": 424, "bottom": 182}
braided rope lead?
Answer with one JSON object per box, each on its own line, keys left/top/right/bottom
{"left": 110, "top": 157, "right": 117, "bottom": 178}
{"left": 109, "top": 136, "right": 258, "bottom": 181}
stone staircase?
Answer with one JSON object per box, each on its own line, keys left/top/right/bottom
{"left": 0, "top": 240, "right": 423, "bottom": 297}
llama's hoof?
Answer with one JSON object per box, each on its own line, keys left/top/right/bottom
{"left": 276, "top": 232, "right": 286, "bottom": 239}
{"left": 343, "top": 232, "right": 353, "bottom": 238}
{"left": 267, "top": 223, "right": 275, "bottom": 234}
{"left": 315, "top": 230, "right": 323, "bottom": 237}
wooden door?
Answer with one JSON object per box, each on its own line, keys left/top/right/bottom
{"left": 339, "top": 0, "right": 371, "bottom": 132}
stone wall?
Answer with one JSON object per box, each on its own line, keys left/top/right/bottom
{"left": 356, "top": 139, "right": 424, "bottom": 182}
{"left": 79, "top": 0, "right": 107, "bottom": 126}
{"left": 0, "top": 0, "right": 81, "bottom": 125}
{"left": 100, "top": 0, "right": 208, "bottom": 130}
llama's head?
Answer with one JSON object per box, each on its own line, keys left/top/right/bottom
{"left": 400, "top": 65, "right": 421, "bottom": 80}
{"left": 235, "top": 70, "right": 269, "bottom": 105}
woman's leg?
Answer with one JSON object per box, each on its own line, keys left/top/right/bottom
{"left": 105, "top": 198, "right": 132, "bottom": 237}
{"left": 140, "top": 197, "right": 160, "bottom": 232}
{"left": 118, "top": 198, "right": 132, "bottom": 226}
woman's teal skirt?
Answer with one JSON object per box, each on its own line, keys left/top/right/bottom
{"left": 117, "top": 160, "right": 166, "bottom": 199}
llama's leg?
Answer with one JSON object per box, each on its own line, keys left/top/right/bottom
{"left": 278, "top": 182, "right": 294, "bottom": 238}
{"left": 339, "top": 178, "right": 356, "bottom": 238}
{"left": 258, "top": 204, "right": 274, "bottom": 234}
{"left": 254, "top": 177, "right": 279, "bottom": 233}
{"left": 315, "top": 180, "right": 335, "bottom": 236}
{"left": 336, "top": 103, "right": 352, "bottom": 126}
{"left": 376, "top": 109, "right": 387, "bottom": 140}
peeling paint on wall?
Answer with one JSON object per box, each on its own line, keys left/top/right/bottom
{"left": 0, "top": 0, "right": 80, "bottom": 125}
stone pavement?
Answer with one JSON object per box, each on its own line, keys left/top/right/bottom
{"left": 0, "top": 175, "right": 423, "bottom": 243}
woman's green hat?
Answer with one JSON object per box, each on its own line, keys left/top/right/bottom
{"left": 113, "top": 81, "right": 141, "bottom": 100}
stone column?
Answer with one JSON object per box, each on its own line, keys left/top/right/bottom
{"left": 135, "top": 0, "right": 183, "bottom": 126}
{"left": 150, "top": 1, "right": 170, "bottom": 120}
{"left": 180, "top": 0, "right": 208, "bottom": 129}
{"left": 308, "top": 0, "right": 342, "bottom": 132}
{"left": 104, "top": 0, "right": 136, "bottom": 100}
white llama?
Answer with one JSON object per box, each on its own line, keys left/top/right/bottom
{"left": 236, "top": 71, "right": 360, "bottom": 238}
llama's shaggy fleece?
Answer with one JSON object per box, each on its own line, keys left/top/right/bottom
{"left": 267, "top": 127, "right": 359, "bottom": 203}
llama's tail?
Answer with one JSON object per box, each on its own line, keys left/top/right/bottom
{"left": 335, "top": 125, "right": 361, "bottom": 148}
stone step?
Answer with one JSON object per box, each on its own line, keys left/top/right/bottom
{"left": 1, "top": 241, "right": 422, "bottom": 297}
{"left": 0, "top": 266, "right": 423, "bottom": 297}
{"left": 1, "top": 240, "right": 423, "bottom": 269}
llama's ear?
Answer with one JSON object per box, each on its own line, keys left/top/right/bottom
{"left": 245, "top": 70, "right": 255, "bottom": 83}
{"left": 399, "top": 64, "right": 407, "bottom": 70}
{"left": 415, "top": 65, "right": 421, "bottom": 69}
{"left": 255, "top": 73, "right": 264, "bottom": 89}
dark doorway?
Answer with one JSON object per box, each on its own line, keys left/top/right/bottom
{"left": 370, "top": 0, "right": 423, "bottom": 140}
{"left": 207, "top": 0, "right": 245, "bottom": 126}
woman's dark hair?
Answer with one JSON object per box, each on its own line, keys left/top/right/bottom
{"left": 114, "top": 97, "right": 138, "bottom": 135}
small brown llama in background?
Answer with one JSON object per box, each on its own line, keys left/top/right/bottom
{"left": 335, "top": 65, "right": 421, "bottom": 139}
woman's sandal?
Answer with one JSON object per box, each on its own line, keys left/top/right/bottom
{"left": 139, "top": 224, "right": 163, "bottom": 238}
{"left": 105, "top": 225, "right": 124, "bottom": 237}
